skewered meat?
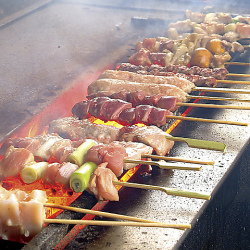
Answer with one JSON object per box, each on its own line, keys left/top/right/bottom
{"left": 48, "top": 139, "right": 75, "bottom": 163}
{"left": 189, "top": 48, "right": 213, "bottom": 68}
{"left": 130, "top": 48, "right": 225, "bottom": 69}
{"left": 111, "top": 141, "right": 153, "bottom": 170}
{"left": 0, "top": 146, "right": 35, "bottom": 179}
{"left": 42, "top": 162, "right": 61, "bottom": 184}
{"left": 41, "top": 162, "right": 79, "bottom": 189}
{"left": 49, "top": 117, "right": 120, "bottom": 144}
{"left": 98, "top": 69, "right": 195, "bottom": 93}
{"left": 72, "top": 96, "right": 173, "bottom": 127}
{"left": 87, "top": 79, "right": 187, "bottom": 102}
{"left": 85, "top": 143, "right": 127, "bottom": 177}
{"left": 54, "top": 162, "right": 79, "bottom": 189}
{"left": 87, "top": 91, "right": 178, "bottom": 112}
{"left": 0, "top": 134, "right": 82, "bottom": 164}
{"left": 88, "top": 162, "right": 119, "bottom": 201}
{"left": 167, "top": 19, "right": 194, "bottom": 34}
{"left": 0, "top": 186, "right": 47, "bottom": 241}
{"left": 118, "top": 62, "right": 226, "bottom": 86}
{"left": 236, "top": 22, "right": 250, "bottom": 38}
{"left": 0, "top": 137, "right": 41, "bottom": 155}
{"left": 119, "top": 62, "right": 228, "bottom": 79}
{"left": 92, "top": 90, "right": 177, "bottom": 108}
{"left": 211, "top": 51, "right": 232, "bottom": 68}
{"left": 119, "top": 125, "right": 174, "bottom": 156}
{"left": 0, "top": 133, "right": 64, "bottom": 155}
{"left": 185, "top": 10, "right": 205, "bottom": 24}
{"left": 48, "top": 117, "right": 174, "bottom": 156}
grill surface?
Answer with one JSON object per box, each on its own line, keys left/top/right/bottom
{"left": 1, "top": 1, "right": 250, "bottom": 249}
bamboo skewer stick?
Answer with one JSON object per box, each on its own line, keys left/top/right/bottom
{"left": 141, "top": 154, "right": 215, "bottom": 165}
{"left": 227, "top": 73, "right": 250, "bottom": 78}
{"left": 113, "top": 181, "right": 211, "bottom": 200}
{"left": 44, "top": 219, "right": 191, "bottom": 229}
{"left": 123, "top": 159, "right": 202, "bottom": 171}
{"left": 166, "top": 114, "right": 248, "bottom": 126}
{"left": 193, "top": 86, "right": 250, "bottom": 94}
{"left": 187, "top": 95, "right": 250, "bottom": 103}
{"left": 44, "top": 203, "right": 178, "bottom": 225}
{"left": 217, "top": 79, "right": 250, "bottom": 85}
{"left": 225, "top": 62, "right": 250, "bottom": 66}
{"left": 176, "top": 102, "right": 250, "bottom": 110}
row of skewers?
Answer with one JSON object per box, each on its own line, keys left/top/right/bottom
{"left": 2, "top": 9, "right": 250, "bottom": 245}
{"left": 0, "top": 132, "right": 212, "bottom": 242}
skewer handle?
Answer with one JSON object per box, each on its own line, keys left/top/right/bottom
{"left": 165, "top": 135, "right": 226, "bottom": 151}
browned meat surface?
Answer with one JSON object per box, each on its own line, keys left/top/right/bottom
{"left": 88, "top": 162, "right": 119, "bottom": 202}
{"left": 98, "top": 69, "right": 195, "bottom": 93}
{"left": 88, "top": 79, "right": 187, "bottom": 102}
{"left": 48, "top": 117, "right": 174, "bottom": 156}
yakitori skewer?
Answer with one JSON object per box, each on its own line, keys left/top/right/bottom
{"left": 141, "top": 155, "right": 215, "bottom": 165}
{"left": 72, "top": 97, "right": 248, "bottom": 127}
{"left": 187, "top": 95, "right": 250, "bottom": 103}
{"left": 49, "top": 116, "right": 228, "bottom": 154}
{"left": 123, "top": 159, "right": 202, "bottom": 171}
{"left": 87, "top": 91, "right": 250, "bottom": 109}
{"left": 113, "top": 180, "right": 211, "bottom": 200}
{"left": 44, "top": 219, "right": 191, "bottom": 229}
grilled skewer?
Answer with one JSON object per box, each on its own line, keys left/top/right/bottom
{"left": 87, "top": 90, "right": 250, "bottom": 110}
{"left": 72, "top": 97, "right": 248, "bottom": 127}
{"left": 49, "top": 117, "right": 227, "bottom": 152}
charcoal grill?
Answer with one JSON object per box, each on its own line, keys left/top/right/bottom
{"left": 1, "top": 1, "right": 250, "bottom": 249}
